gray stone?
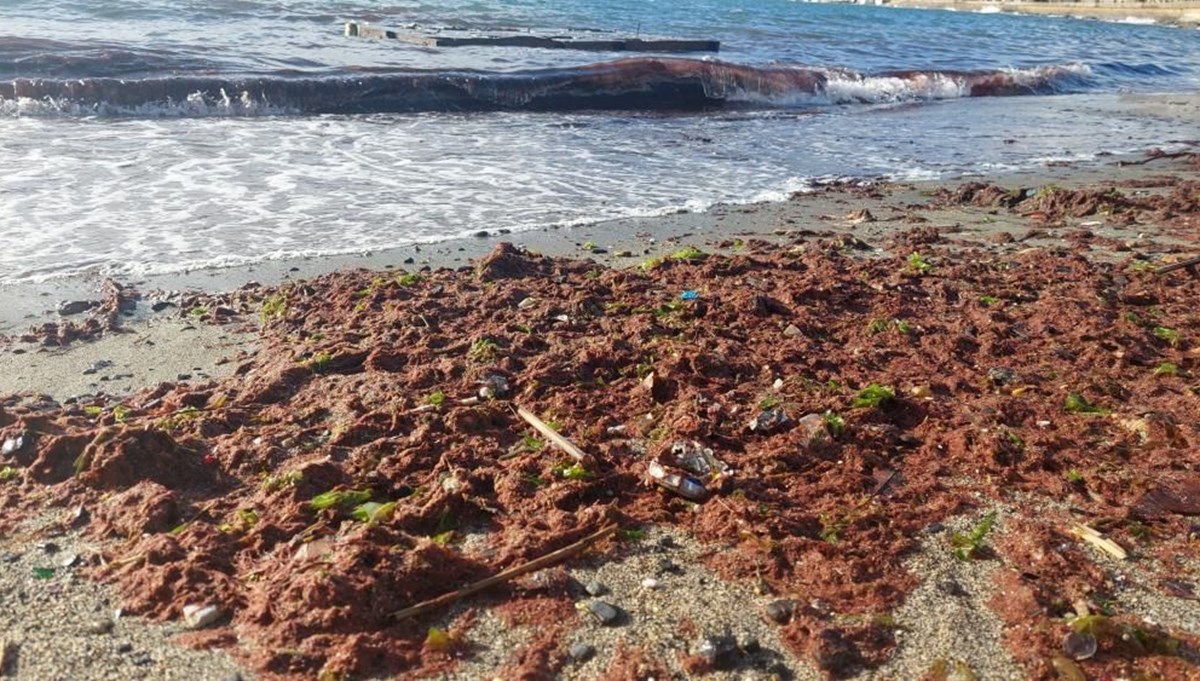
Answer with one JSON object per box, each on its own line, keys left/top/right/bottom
{"left": 57, "top": 300, "right": 95, "bottom": 316}
{"left": 584, "top": 600, "right": 620, "bottom": 626}
{"left": 85, "top": 618, "right": 114, "bottom": 635}
{"left": 568, "top": 642, "right": 595, "bottom": 662}
{"left": 696, "top": 632, "right": 738, "bottom": 666}
{"left": 765, "top": 599, "right": 796, "bottom": 624}
{"left": 0, "top": 639, "right": 19, "bottom": 675}
{"left": 937, "top": 578, "right": 968, "bottom": 598}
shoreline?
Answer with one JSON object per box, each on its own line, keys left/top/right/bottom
{"left": 3, "top": 92, "right": 1198, "bottom": 337}
{"left": 3, "top": 142, "right": 1196, "bottom": 402}
{"left": 882, "top": 0, "right": 1200, "bottom": 26}
{"left": 4, "top": 89, "right": 1195, "bottom": 335}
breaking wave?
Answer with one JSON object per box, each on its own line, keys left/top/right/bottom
{"left": 0, "top": 57, "right": 1092, "bottom": 117}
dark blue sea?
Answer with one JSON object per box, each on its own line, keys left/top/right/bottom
{"left": 1, "top": 0, "right": 1197, "bottom": 283}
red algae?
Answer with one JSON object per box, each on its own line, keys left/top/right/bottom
{"left": 0, "top": 177, "right": 1199, "bottom": 679}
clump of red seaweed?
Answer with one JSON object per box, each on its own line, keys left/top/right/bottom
{"left": 1, "top": 234, "right": 1199, "bottom": 679}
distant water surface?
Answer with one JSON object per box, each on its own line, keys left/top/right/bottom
{"left": 0, "top": 0, "right": 1197, "bottom": 282}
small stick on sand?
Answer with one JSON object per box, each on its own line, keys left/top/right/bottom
{"left": 1070, "top": 524, "right": 1128, "bottom": 560}
{"left": 514, "top": 405, "right": 594, "bottom": 466}
{"left": 1155, "top": 255, "right": 1200, "bottom": 279}
{"left": 391, "top": 523, "right": 618, "bottom": 621}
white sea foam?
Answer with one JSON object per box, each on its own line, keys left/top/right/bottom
{"left": 0, "top": 90, "right": 296, "bottom": 118}
{"left": 1116, "top": 16, "right": 1157, "bottom": 25}
{"left": 0, "top": 93, "right": 1186, "bottom": 285}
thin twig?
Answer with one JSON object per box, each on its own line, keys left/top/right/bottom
{"left": 514, "top": 406, "right": 594, "bottom": 466}
{"left": 391, "top": 524, "right": 618, "bottom": 621}
{"left": 1156, "top": 255, "right": 1200, "bottom": 278}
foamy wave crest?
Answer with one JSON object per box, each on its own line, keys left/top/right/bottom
{"left": 0, "top": 58, "right": 1094, "bottom": 118}
{"left": 0, "top": 87, "right": 296, "bottom": 117}
{"left": 727, "top": 63, "right": 1092, "bottom": 106}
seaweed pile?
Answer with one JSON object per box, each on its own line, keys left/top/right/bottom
{"left": 1, "top": 238, "right": 1199, "bottom": 679}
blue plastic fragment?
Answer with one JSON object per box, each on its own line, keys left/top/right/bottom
{"left": 680, "top": 290, "right": 699, "bottom": 301}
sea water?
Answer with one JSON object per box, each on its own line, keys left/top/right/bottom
{"left": 0, "top": 0, "right": 1197, "bottom": 284}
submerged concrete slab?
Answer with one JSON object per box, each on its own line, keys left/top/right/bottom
{"left": 344, "top": 22, "right": 719, "bottom": 53}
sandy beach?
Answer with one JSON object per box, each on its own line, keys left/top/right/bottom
{"left": 0, "top": 145, "right": 1198, "bottom": 680}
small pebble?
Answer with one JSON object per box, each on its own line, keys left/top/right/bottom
{"left": 584, "top": 600, "right": 620, "bottom": 626}
{"left": 182, "top": 604, "right": 222, "bottom": 629}
{"left": 568, "top": 642, "right": 595, "bottom": 662}
{"left": 640, "top": 577, "right": 660, "bottom": 590}
{"left": 765, "top": 599, "right": 796, "bottom": 624}
{"left": 657, "top": 558, "right": 683, "bottom": 575}
{"left": 85, "top": 618, "right": 114, "bottom": 635}
{"left": 584, "top": 580, "right": 607, "bottom": 597}
{"left": 696, "top": 632, "right": 738, "bottom": 665}
{"left": 937, "top": 578, "right": 968, "bottom": 598}
{"left": 116, "top": 641, "right": 133, "bottom": 653}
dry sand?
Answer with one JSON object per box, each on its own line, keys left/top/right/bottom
{"left": 883, "top": 0, "right": 1200, "bottom": 27}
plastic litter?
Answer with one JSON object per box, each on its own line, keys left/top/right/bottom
{"left": 1, "top": 433, "right": 26, "bottom": 456}
{"left": 795, "top": 413, "right": 829, "bottom": 448}
{"left": 647, "top": 460, "right": 708, "bottom": 501}
{"left": 748, "top": 407, "right": 790, "bottom": 433}
{"left": 680, "top": 290, "right": 700, "bottom": 301}
{"left": 668, "top": 440, "right": 729, "bottom": 479}
{"left": 477, "top": 374, "right": 510, "bottom": 399}
{"left": 1062, "top": 631, "right": 1097, "bottom": 660}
